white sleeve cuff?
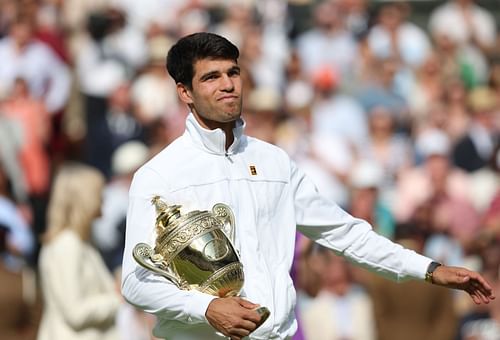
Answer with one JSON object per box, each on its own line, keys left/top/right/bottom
{"left": 402, "top": 250, "right": 433, "bottom": 281}
{"left": 185, "top": 291, "right": 217, "bottom": 324}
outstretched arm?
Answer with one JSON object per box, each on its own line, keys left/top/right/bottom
{"left": 431, "top": 265, "right": 496, "bottom": 305}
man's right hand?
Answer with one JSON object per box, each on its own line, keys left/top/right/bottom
{"left": 205, "top": 297, "right": 263, "bottom": 340}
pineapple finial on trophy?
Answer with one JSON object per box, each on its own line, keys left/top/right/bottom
{"left": 151, "top": 196, "right": 182, "bottom": 232}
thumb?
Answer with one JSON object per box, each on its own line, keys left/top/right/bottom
{"left": 236, "top": 297, "right": 260, "bottom": 309}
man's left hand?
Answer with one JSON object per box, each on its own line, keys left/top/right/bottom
{"left": 431, "top": 265, "right": 496, "bottom": 304}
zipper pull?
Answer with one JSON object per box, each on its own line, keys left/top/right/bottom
{"left": 225, "top": 152, "right": 234, "bottom": 163}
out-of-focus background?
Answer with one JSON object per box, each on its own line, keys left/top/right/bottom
{"left": 0, "top": 0, "right": 499, "bottom": 339}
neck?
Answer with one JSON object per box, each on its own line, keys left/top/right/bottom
{"left": 192, "top": 113, "right": 236, "bottom": 151}
{"left": 224, "top": 129, "right": 234, "bottom": 150}
{"left": 326, "top": 281, "right": 350, "bottom": 296}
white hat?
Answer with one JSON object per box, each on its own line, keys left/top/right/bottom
{"left": 285, "top": 80, "right": 314, "bottom": 110}
{"left": 350, "top": 160, "right": 384, "bottom": 189}
{"left": 415, "top": 129, "right": 450, "bottom": 158}
{"left": 111, "top": 141, "right": 149, "bottom": 176}
{"left": 247, "top": 87, "right": 282, "bottom": 112}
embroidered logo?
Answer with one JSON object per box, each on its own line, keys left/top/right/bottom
{"left": 249, "top": 165, "right": 257, "bottom": 176}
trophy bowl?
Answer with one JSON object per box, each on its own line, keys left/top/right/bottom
{"left": 133, "top": 197, "right": 245, "bottom": 297}
{"left": 133, "top": 197, "right": 270, "bottom": 326}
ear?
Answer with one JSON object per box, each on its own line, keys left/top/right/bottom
{"left": 176, "top": 83, "right": 193, "bottom": 105}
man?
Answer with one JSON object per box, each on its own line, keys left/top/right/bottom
{"left": 121, "top": 32, "right": 495, "bottom": 340}
{"left": 0, "top": 15, "right": 71, "bottom": 115}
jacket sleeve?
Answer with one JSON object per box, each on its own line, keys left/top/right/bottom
{"left": 121, "top": 166, "right": 215, "bottom": 324}
{"left": 290, "top": 159, "right": 431, "bottom": 282}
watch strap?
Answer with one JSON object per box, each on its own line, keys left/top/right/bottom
{"left": 425, "top": 261, "right": 442, "bottom": 283}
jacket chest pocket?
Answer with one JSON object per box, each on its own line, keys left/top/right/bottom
{"left": 248, "top": 179, "right": 286, "bottom": 223}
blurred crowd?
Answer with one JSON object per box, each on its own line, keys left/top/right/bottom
{"left": 0, "top": 0, "right": 499, "bottom": 339}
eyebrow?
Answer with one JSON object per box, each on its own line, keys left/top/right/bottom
{"left": 228, "top": 65, "right": 241, "bottom": 74}
{"left": 199, "top": 70, "right": 219, "bottom": 82}
{"left": 199, "top": 65, "right": 241, "bottom": 82}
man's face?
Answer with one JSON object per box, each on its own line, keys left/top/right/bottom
{"left": 178, "top": 58, "right": 242, "bottom": 129}
{"left": 11, "top": 22, "right": 33, "bottom": 48}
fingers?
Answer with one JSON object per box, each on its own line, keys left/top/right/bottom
{"left": 236, "top": 297, "right": 260, "bottom": 309}
{"left": 465, "top": 277, "right": 496, "bottom": 304}
{"left": 228, "top": 327, "right": 250, "bottom": 339}
{"left": 469, "top": 273, "right": 494, "bottom": 296}
{"left": 206, "top": 297, "right": 260, "bottom": 337}
{"left": 235, "top": 298, "right": 265, "bottom": 323}
{"left": 465, "top": 271, "right": 496, "bottom": 300}
{"left": 227, "top": 319, "right": 257, "bottom": 339}
{"left": 432, "top": 266, "right": 496, "bottom": 305}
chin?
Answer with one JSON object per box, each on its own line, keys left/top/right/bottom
{"left": 223, "top": 112, "right": 241, "bottom": 121}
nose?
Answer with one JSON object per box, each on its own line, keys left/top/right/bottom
{"left": 220, "top": 74, "right": 234, "bottom": 91}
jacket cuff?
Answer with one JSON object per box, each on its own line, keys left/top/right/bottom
{"left": 185, "top": 291, "right": 217, "bottom": 324}
{"left": 403, "top": 251, "right": 433, "bottom": 281}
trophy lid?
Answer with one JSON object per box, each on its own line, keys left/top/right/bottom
{"left": 152, "top": 196, "right": 183, "bottom": 233}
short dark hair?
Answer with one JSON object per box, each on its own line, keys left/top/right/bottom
{"left": 166, "top": 32, "right": 239, "bottom": 88}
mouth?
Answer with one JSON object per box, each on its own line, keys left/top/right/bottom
{"left": 217, "top": 95, "right": 239, "bottom": 102}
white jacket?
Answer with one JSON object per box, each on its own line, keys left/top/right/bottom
{"left": 38, "top": 230, "right": 121, "bottom": 340}
{"left": 121, "top": 113, "right": 432, "bottom": 340}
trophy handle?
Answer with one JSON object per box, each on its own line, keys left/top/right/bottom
{"left": 133, "top": 243, "right": 184, "bottom": 288}
{"left": 212, "top": 203, "right": 236, "bottom": 243}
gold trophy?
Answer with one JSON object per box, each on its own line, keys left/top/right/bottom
{"left": 133, "top": 196, "right": 270, "bottom": 326}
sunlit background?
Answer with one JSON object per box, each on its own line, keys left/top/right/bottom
{"left": 0, "top": 0, "right": 499, "bottom": 339}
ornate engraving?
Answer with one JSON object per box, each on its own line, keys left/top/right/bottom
{"left": 199, "top": 262, "right": 245, "bottom": 297}
{"left": 132, "top": 198, "right": 270, "bottom": 327}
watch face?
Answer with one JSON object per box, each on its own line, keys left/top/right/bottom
{"left": 425, "top": 262, "right": 441, "bottom": 283}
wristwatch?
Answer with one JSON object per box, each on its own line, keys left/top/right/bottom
{"left": 425, "top": 261, "right": 442, "bottom": 283}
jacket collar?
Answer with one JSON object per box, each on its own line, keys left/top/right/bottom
{"left": 185, "top": 113, "right": 245, "bottom": 155}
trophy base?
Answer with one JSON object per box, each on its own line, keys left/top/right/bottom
{"left": 254, "top": 306, "right": 270, "bottom": 328}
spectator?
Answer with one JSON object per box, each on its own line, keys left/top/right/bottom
{"left": 0, "top": 224, "right": 41, "bottom": 340}
{"left": 131, "top": 35, "right": 178, "bottom": 126}
{"left": 310, "top": 65, "right": 368, "bottom": 150}
{"left": 453, "top": 86, "right": 499, "bottom": 173}
{"left": 363, "top": 223, "right": 458, "bottom": 340}
{"left": 359, "top": 105, "right": 414, "bottom": 205}
{"left": 406, "top": 51, "right": 445, "bottom": 125}
{"left": 85, "top": 81, "right": 144, "bottom": 179}
{"left": 0, "top": 108, "right": 27, "bottom": 204}
{"left": 456, "top": 264, "right": 500, "bottom": 340}
{"left": 295, "top": 0, "right": 358, "bottom": 83}
{"left": 37, "top": 163, "right": 121, "bottom": 340}
{"left": 0, "top": 14, "right": 71, "bottom": 115}
{"left": 355, "top": 57, "right": 410, "bottom": 132}
{"left": 1, "top": 77, "right": 51, "bottom": 265}
{"left": 1, "top": 77, "right": 51, "bottom": 200}
{"left": 300, "top": 245, "right": 376, "bottom": 340}
{"left": 367, "top": 2, "right": 431, "bottom": 69}
{"left": 395, "top": 129, "right": 480, "bottom": 245}
{"left": 0, "top": 162, "right": 34, "bottom": 268}
{"left": 428, "top": 0, "right": 497, "bottom": 56}
{"left": 92, "top": 141, "right": 150, "bottom": 272}
{"left": 348, "top": 159, "right": 396, "bottom": 239}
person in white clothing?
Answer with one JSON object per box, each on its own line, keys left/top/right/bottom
{"left": 0, "top": 15, "right": 70, "bottom": 114}
{"left": 121, "top": 32, "right": 495, "bottom": 340}
{"left": 38, "top": 163, "right": 121, "bottom": 340}
{"left": 428, "top": 0, "right": 496, "bottom": 54}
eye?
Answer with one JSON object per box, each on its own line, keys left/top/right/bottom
{"left": 201, "top": 72, "right": 219, "bottom": 82}
{"left": 228, "top": 68, "right": 241, "bottom": 77}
